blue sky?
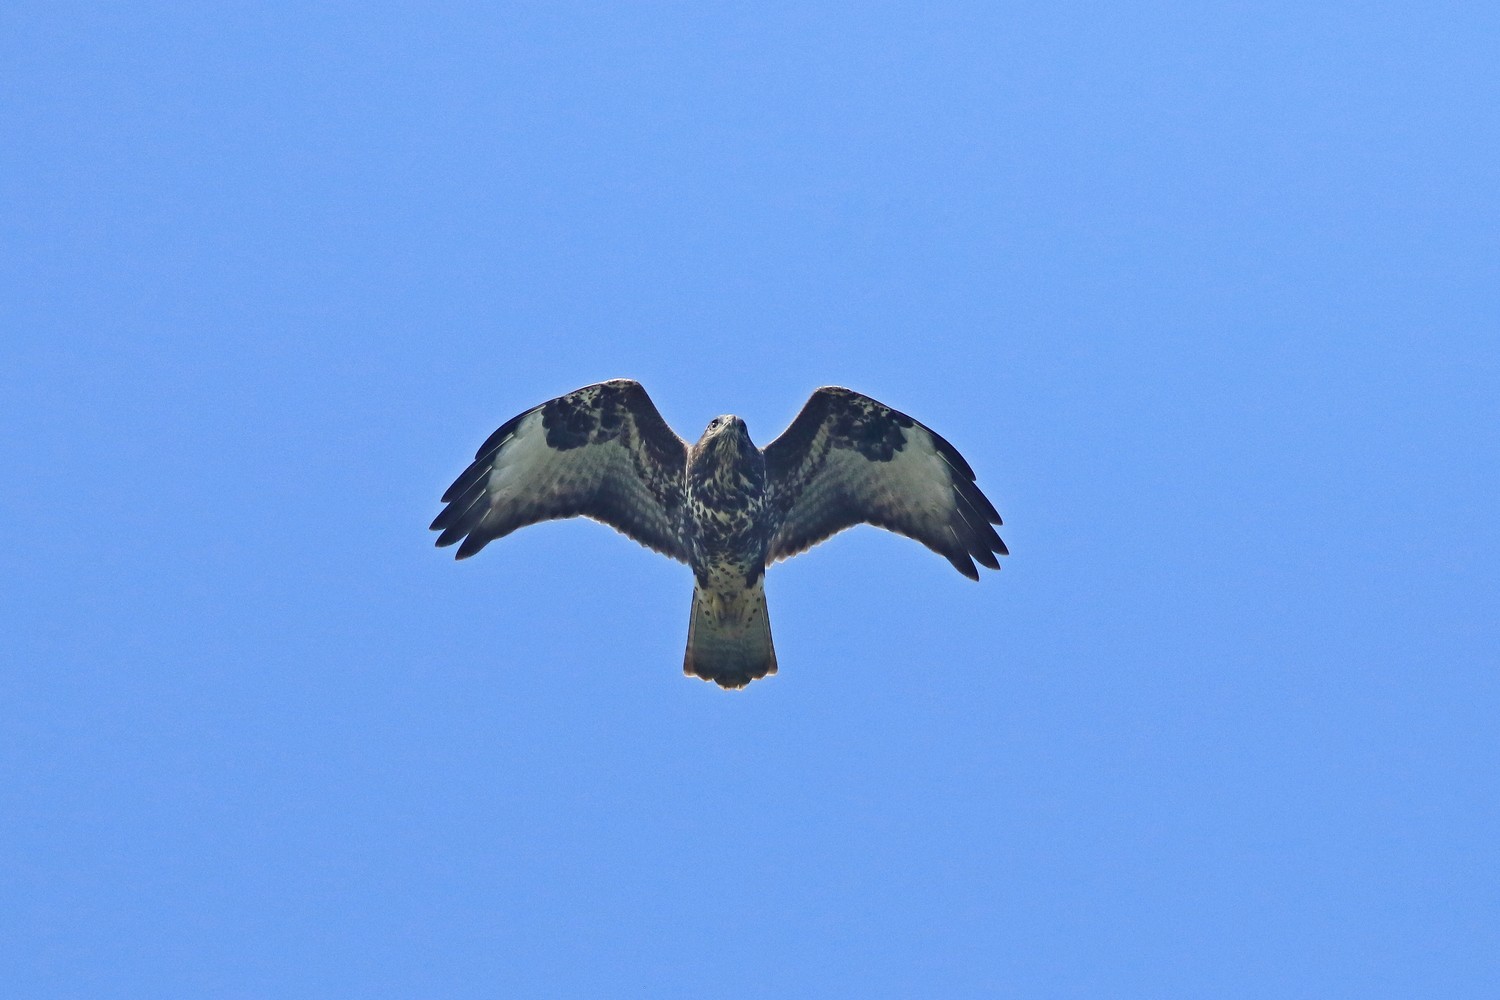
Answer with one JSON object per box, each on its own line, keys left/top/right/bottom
{"left": 4, "top": 2, "right": 1497, "bottom": 996}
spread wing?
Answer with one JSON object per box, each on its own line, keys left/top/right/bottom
{"left": 762, "top": 387, "right": 1007, "bottom": 579}
{"left": 430, "top": 379, "right": 689, "bottom": 561}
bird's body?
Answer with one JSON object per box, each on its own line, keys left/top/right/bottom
{"left": 431, "top": 380, "right": 1006, "bottom": 688}
{"left": 685, "top": 417, "right": 770, "bottom": 589}
{"left": 682, "top": 417, "right": 778, "bottom": 685}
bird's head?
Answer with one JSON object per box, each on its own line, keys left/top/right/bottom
{"left": 698, "top": 415, "right": 753, "bottom": 456}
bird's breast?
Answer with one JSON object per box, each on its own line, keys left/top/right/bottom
{"left": 684, "top": 467, "right": 770, "bottom": 585}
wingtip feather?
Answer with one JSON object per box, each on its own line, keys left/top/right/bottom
{"left": 947, "top": 551, "right": 980, "bottom": 580}
{"left": 454, "top": 533, "right": 491, "bottom": 559}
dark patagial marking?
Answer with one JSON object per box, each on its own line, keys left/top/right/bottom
{"left": 542, "top": 384, "right": 621, "bottom": 450}
{"left": 831, "top": 399, "right": 914, "bottom": 462}
{"left": 536, "top": 380, "right": 686, "bottom": 475}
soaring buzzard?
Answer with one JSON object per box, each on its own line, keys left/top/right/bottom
{"left": 431, "top": 380, "right": 1007, "bottom": 688}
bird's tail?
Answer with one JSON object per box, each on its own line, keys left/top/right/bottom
{"left": 683, "top": 580, "right": 778, "bottom": 689}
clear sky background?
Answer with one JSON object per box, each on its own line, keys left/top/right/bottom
{"left": 4, "top": 2, "right": 1497, "bottom": 997}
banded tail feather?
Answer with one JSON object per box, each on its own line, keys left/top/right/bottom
{"left": 683, "top": 582, "right": 778, "bottom": 689}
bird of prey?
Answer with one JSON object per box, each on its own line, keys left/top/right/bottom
{"left": 430, "top": 380, "right": 1007, "bottom": 689}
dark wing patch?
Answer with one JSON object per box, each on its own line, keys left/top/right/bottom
{"left": 762, "top": 387, "right": 1007, "bottom": 579}
{"left": 431, "top": 379, "right": 689, "bottom": 561}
